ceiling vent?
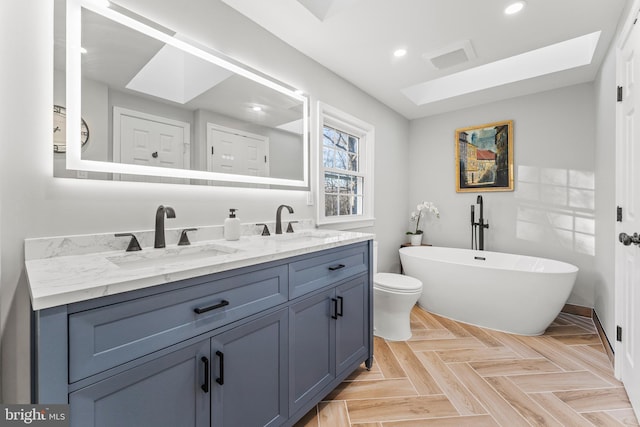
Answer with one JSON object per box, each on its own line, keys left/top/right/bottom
{"left": 423, "top": 40, "right": 477, "bottom": 70}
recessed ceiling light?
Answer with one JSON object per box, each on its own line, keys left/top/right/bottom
{"left": 504, "top": 1, "right": 526, "bottom": 15}
{"left": 393, "top": 48, "right": 407, "bottom": 58}
{"left": 252, "top": 106, "right": 262, "bottom": 112}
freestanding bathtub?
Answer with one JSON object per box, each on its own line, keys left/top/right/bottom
{"left": 399, "top": 246, "right": 578, "bottom": 336}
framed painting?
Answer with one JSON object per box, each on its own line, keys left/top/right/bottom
{"left": 455, "top": 120, "right": 514, "bottom": 192}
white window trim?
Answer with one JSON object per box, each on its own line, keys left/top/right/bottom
{"left": 316, "top": 102, "right": 375, "bottom": 228}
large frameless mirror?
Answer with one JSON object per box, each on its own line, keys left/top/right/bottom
{"left": 54, "top": 0, "right": 309, "bottom": 188}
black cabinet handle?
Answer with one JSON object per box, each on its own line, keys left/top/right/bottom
{"left": 337, "top": 296, "right": 344, "bottom": 317}
{"left": 331, "top": 298, "right": 338, "bottom": 320}
{"left": 215, "top": 351, "right": 224, "bottom": 385}
{"left": 201, "top": 356, "right": 209, "bottom": 393}
{"left": 194, "top": 300, "right": 229, "bottom": 314}
{"left": 328, "top": 264, "right": 345, "bottom": 271}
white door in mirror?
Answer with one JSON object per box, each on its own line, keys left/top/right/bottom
{"left": 208, "top": 126, "right": 269, "bottom": 177}
{"left": 114, "top": 107, "right": 190, "bottom": 183}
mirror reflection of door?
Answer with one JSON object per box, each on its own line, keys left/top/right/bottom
{"left": 114, "top": 107, "right": 190, "bottom": 184}
{"left": 206, "top": 123, "right": 269, "bottom": 177}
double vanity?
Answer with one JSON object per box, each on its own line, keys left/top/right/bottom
{"left": 41, "top": 0, "right": 374, "bottom": 423}
{"left": 27, "top": 225, "right": 374, "bottom": 426}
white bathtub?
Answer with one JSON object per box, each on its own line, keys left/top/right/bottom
{"left": 399, "top": 246, "right": 578, "bottom": 336}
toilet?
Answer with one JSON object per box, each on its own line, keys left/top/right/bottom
{"left": 373, "top": 243, "right": 423, "bottom": 341}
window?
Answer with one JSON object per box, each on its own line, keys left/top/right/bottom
{"left": 317, "top": 102, "right": 374, "bottom": 227}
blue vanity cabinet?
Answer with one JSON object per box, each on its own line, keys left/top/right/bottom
{"left": 69, "top": 340, "right": 211, "bottom": 427}
{"left": 289, "top": 288, "right": 335, "bottom": 415}
{"left": 68, "top": 309, "right": 288, "bottom": 427}
{"left": 335, "top": 275, "right": 369, "bottom": 376}
{"left": 33, "top": 240, "right": 373, "bottom": 427}
{"left": 67, "top": 264, "right": 289, "bottom": 383}
{"left": 211, "top": 308, "right": 288, "bottom": 427}
{"left": 288, "top": 273, "right": 369, "bottom": 418}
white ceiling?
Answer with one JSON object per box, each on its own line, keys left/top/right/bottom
{"left": 221, "top": 0, "right": 629, "bottom": 119}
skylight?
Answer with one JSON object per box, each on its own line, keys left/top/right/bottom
{"left": 402, "top": 31, "right": 601, "bottom": 106}
{"left": 126, "top": 42, "right": 233, "bottom": 104}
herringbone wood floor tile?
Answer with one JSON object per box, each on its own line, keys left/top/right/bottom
{"left": 295, "top": 306, "right": 639, "bottom": 427}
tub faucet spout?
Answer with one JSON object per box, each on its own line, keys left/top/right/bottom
{"left": 472, "top": 196, "right": 489, "bottom": 251}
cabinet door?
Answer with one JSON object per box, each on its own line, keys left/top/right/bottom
{"left": 335, "top": 275, "right": 369, "bottom": 375}
{"left": 70, "top": 341, "right": 209, "bottom": 427}
{"left": 288, "top": 288, "right": 335, "bottom": 415}
{"left": 211, "top": 309, "right": 288, "bottom": 427}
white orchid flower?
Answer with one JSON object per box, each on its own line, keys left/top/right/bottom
{"left": 409, "top": 200, "right": 440, "bottom": 234}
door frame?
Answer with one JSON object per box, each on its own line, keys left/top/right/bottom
{"left": 615, "top": 0, "right": 640, "bottom": 380}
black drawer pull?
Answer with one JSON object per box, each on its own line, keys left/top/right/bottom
{"left": 328, "top": 264, "right": 345, "bottom": 271}
{"left": 194, "top": 300, "right": 229, "bottom": 314}
{"left": 331, "top": 298, "right": 338, "bottom": 319}
{"left": 201, "top": 357, "right": 209, "bottom": 393}
{"left": 216, "top": 351, "right": 224, "bottom": 385}
{"left": 337, "top": 296, "right": 344, "bottom": 317}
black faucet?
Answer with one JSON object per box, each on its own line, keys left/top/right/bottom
{"left": 154, "top": 205, "right": 176, "bottom": 248}
{"left": 471, "top": 196, "right": 489, "bottom": 250}
{"left": 115, "top": 233, "right": 142, "bottom": 252}
{"left": 275, "top": 204, "right": 294, "bottom": 234}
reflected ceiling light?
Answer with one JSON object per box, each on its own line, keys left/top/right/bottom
{"left": 252, "top": 106, "right": 262, "bottom": 111}
{"left": 80, "top": 47, "right": 88, "bottom": 54}
{"left": 393, "top": 48, "right": 407, "bottom": 58}
{"left": 505, "top": 1, "right": 526, "bottom": 15}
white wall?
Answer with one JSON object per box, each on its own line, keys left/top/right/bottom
{"left": 408, "top": 83, "right": 598, "bottom": 307}
{"left": 0, "top": 0, "right": 409, "bottom": 402}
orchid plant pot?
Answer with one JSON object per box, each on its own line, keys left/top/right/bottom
{"left": 409, "top": 233, "right": 423, "bottom": 246}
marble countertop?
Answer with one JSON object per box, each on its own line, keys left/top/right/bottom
{"left": 25, "top": 227, "right": 373, "bottom": 310}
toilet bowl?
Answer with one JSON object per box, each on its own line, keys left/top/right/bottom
{"left": 373, "top": 243, "right": 423, "bottom": 341}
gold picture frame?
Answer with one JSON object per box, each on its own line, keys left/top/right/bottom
{"left": 455, "top": 120, "right": 514, "bottom": 192}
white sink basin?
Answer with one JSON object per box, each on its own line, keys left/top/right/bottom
{"left": 107, "top": 243, "right": 240, "bottom": 270}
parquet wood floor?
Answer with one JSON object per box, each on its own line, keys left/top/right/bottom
{"left": 294, "top": 307, "right": 639, "bottom": 426}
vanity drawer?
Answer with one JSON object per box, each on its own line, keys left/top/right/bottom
{"left": 289, "top": 242, "right": 369, "bottom": 299}
{"left": 68, "top": 264, "right": 288, "bottom": 382}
